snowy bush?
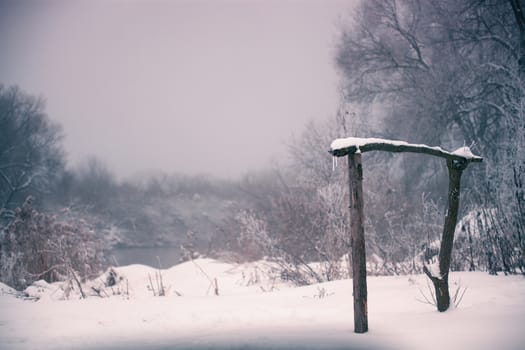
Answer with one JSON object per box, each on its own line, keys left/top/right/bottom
{"left": 0, "top": 197, "right": 105, "bottom": 290}
{"left": 234, "top": 195, "right": 349, "bottom": 287}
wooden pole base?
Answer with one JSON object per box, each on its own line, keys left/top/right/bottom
{"left": 348, "top": 153, "right": 368, "bottom": 333}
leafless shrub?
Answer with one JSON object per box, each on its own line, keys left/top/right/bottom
{"left": 0, "top": 197, "right": 105, "bottom": 290}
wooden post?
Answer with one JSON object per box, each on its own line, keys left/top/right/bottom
{"left": 423, "top": 159, "right": 468, "bottom": 312}
{"left": 348, "top": 153, "right": 368, "bottom": 333}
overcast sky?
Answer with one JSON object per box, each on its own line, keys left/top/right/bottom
{"left": 0, "top": 0, "right": 354, "bottom": 179}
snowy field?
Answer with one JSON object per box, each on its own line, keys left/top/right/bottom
{"left": 1, "top": 259, "right": 524, "bottom": 350}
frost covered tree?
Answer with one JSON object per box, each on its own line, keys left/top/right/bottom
{"left": 336, "top": 0, "right": 525, "bottom": 273}
{"left": 0, "top": 85, "right": 64, "bottom": 226}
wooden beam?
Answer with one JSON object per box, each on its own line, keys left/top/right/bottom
{"left": 348, "top": 153, "right": 368, "bottom": 333}
{"left": 330, "top": 139, "right": 482, "bottom": 164}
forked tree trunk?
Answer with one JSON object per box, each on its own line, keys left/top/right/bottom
{"left": 423, "top": 159, "right": 468, "bottom": 312}
{"left": 348, "top": 153, "right": 368, "bottom": 333}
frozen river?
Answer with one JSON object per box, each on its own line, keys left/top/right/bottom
{"left": 109, "top": 246, "right": 182, "bottom": 268}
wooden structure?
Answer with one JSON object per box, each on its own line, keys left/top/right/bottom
{"left": 329, "top": 137, "right": 482, "bottom": 333}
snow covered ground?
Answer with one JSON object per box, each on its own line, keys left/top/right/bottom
{"left": 1, "top": 259, "right": 524, "bottom": 350}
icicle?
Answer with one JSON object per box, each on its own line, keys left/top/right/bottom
{"left": 332, "top": 156, "right": 338, "bottom": 171}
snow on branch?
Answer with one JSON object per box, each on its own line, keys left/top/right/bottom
{"left": 329, "top": 137, "right": 483, "bottom": 163}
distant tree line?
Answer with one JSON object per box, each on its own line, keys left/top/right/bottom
{"left": 0, "top": 84, "right": 247, "bottom": 289}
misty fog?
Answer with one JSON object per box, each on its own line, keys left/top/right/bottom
{"left": 0, "top": 0, "right": 349, "bottom": 179}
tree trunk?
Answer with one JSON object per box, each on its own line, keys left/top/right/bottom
{"left": 424, "top": 159, "right": 467, "bottom": 312}
{"left": 509, "top": 0, "right": 525, "bottom": 77}
{"left": 348, "top": 153, "right": 368, "bottom": 333}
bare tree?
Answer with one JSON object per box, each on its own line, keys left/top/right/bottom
{"left": 0, "top": 85, "right": 64, "bottom": 225}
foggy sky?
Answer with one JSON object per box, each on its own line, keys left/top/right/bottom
{"left": 0, "top": 0, "right": 353, "bottom": 179}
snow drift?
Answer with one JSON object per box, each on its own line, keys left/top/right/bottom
{"left": 0, "top": 258, "right": 524, "bottom": 350}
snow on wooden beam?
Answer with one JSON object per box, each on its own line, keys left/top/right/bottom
{"left": 329, "top": 137, "right": 483, "bottom": 163}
